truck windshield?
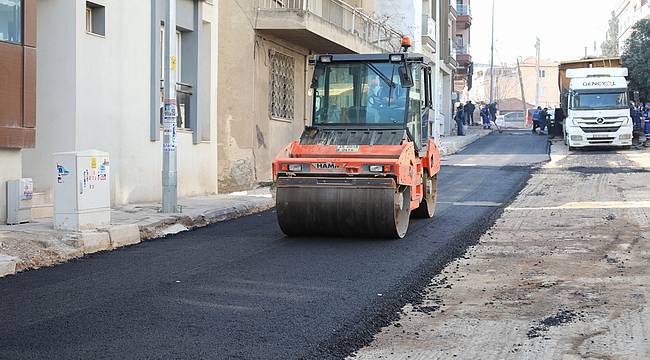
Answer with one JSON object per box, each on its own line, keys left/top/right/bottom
{"left": 571, "top": 91, "right": 628, "bottom": 110}
{"left": 312, "top": 62, "right": 408, "bottom": 125}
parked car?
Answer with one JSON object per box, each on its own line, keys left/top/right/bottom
{"left": 502, "top": 111, "right": 525, "bottom": 122}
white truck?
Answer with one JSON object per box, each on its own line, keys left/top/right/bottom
{"left": 563, "top": 67, "right": 633, "bottom": 149}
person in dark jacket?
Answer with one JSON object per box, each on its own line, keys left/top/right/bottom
{"left": 455, "top": 104, "right": 466, "bottom": 136}
{"left": 552, "top": 107, "right": 565, "bottom": 138}
{"left": 539, "top": 107, "right": 548, "bottom": 135}
{"left": 464, "top": 101, "right": 476, "bottom": 126}
{"left": 488, "top": 102, "right": 498, "bottom": 123}
{"left": 532, "top": 106, "right": 541, "bottom": 133}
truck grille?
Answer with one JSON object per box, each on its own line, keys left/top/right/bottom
{"left": 580, "top": 126, "right": 621, "bottom": 133}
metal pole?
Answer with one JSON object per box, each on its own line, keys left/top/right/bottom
{"left": 535, "top": 37, "right": 540, "bottom": 106}
{"left": 162, "top": 0, "right": 178, "bottom": 213}
{"left": 433, "top": 0, "right": 441, "bottom": 136}
{"left": 488, "top": 0, "right": 495, "bottom": 104}
{"left": 516, "top": 58, "right": 528, "bottom": 127}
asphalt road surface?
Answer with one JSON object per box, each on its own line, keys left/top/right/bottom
{"left": 0, "top": 130, "right": 549, "bottom": 360}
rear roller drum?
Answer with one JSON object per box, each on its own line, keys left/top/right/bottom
{"left": 413, "top": 173, "right": 438, "bottom": 218}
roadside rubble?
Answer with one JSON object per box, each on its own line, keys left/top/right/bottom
{"left": 352, "top": 140, "right": 650, "bottom": 359}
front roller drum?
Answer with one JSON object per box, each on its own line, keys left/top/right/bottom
{"left": 276, "top": 177, "right": 411, "bottom": 239}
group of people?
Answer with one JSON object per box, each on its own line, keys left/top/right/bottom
{"left": 531, "top": 106, "right": 549, "bottom": 135}
{"left": 630, "top": 101, "right": 650, "bottom": 134}
{"left": 454, "top": 101, "right": 497, "bottom": 136}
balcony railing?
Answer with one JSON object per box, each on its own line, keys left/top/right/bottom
{"left": 256, "top": 0, "right": 403, "bottom": 51}
{"left": 455, "top": 44, "right": 470, "bottom": 55}
{"left": 456, "top": 4, "right": 471, "bottom": 16}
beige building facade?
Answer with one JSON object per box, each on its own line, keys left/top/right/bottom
{"left": 470, "top": 57, "right": 559, "bottom": 110}
{"left": 216, "top": 0, "right": 403, "bottom": 192}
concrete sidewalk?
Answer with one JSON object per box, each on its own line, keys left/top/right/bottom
{"left": 438, "top": 127, "right": 493, "bottom": 156}
{"left": 0, "top": 130, "right": 490, "bottom": 278}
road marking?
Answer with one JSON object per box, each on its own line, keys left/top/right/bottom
{"left": 442, "top": 163, "right": 479, "bottom": 167}
{"left": 508, "top": 200, "right": 650, "bottom": 211}
{"left": 438, "top": 201, "right": 503, "bottom": 207}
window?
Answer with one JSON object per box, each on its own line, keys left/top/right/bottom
{"left": 571, "top": 91, "right": 628, "bottom": 110}
{"left": 0, "top": 0, "right": 21, "bottom": 44}
{"left": 312, "top": 61, "right": 407, "bottom": 125}
{"left": 269, "top": 50, "right": 295, "bottom": 121}
{"left": 86, "top": 2, "right": 105, "bottom": 36}
{"left": 539, "top": 69, "right": 546, "bottom": 78}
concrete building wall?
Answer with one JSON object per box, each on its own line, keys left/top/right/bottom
{"left": 24, "top": 0, "right": 218, "bottom": 207}
{"left": 217, "top": 0, "right": 308, "bottom": 191}
{"left": 616, "top": 0, "right": 650, "bottom": 52}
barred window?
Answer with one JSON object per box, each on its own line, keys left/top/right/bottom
{"left": 269, "top": 51, "right": 295, "bottom": 121}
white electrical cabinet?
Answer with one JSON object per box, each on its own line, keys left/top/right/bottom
{"left": 6, "top": 178, "right": 33, "bottom": 225}
{"left": 53, "top": 150, "right": 110, "bottom": 231}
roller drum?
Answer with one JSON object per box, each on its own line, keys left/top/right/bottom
{"left": 276, "top": 177, "right": 410, "bottom": 238}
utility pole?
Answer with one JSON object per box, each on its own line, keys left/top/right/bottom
{"left": 433, "top": 0, "right": 441, "bottom": 137}
{"left": 516, "top": 58, "right": 527, "bottom": 127}
{"left": 535, "top": 37, "right": 540, "bottom": 107}
{"left": 162, "top": 0, "right": 178, "bottom": 213}
{"left": 488, "top": 0, "right": 495, "bottom": 104}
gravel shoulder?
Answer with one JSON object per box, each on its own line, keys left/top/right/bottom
{"left": 352, "top": 140, "right": 650, "bottom": 360}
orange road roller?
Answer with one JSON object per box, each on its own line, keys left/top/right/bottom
{"left": 272, "top": 48, "right": 441, "bottom": 239}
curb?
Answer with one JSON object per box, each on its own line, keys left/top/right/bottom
{"left": 0, "top": 254, "right": 18, "bottom": 277}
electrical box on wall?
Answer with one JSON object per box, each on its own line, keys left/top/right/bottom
{"left": 53, "top": 150, "right": 110, "bottom": 231}
{"left": 6, "top": 178, "right": 33, "bottom": 225}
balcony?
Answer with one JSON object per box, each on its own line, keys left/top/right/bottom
{"left": 255, "top": 0, "right": 402, "bottom": 54}
{"left": 455, "top": 44, "right": 472, "bottom": 66}
{"left": 456, "top": 4, "right": 472, "bottom": 29}
{"left": 421, "top": 15, "right": 436, "bottom": 51}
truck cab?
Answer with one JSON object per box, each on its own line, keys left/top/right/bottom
{"left": 564, "top": 68, "right": 633, "bottom": 149}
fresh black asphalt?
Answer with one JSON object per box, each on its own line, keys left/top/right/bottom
{"left": 0, "top": 131, "right": 548, "bottom": 360}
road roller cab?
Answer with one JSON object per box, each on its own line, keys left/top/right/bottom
{"left": 272, "top": 51, "right": 441, "bottom": 238}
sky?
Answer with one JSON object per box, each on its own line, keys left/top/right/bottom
{"left": 471, "top": 0, "right": 618, "bottom": 65}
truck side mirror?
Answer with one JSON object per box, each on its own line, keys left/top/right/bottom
{"left": 399, "top": 65, "right": 413, "bottom": 88}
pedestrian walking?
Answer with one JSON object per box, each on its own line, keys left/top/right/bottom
{"left": 532, "top": 106, "right": 541, "bottom": 133}
{"left": 480, "top": 104, "right": 491, "bottom": 129}
{"left": 464, "top": 101, "right": 476, "bottom": 126}
{"left": 643, "top": 102, "right": 650, "bottom": 146}
{"left": 630, "top": 101, "right": 642, "bottom": 131}
{"left": 488, "top": 102, "right": 497, "bottom": 123}
{"left": 455, "top": 104, "right": 466, "bottom": 136}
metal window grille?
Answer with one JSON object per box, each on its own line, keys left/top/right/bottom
{"left": 269, "top": 51, "right": 295, "bottom": 121}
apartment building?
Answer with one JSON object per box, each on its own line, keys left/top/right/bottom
{"left": 453, "top": 0, "right": 472, "bottom": 101}
{"left": 9, "top": 0, "right": 218, "bottom": 223}
{"left": 216, "top": 0, "right": 403, "bottom": 191}
{"left": 615, "top": 0, "right": 649, "bottom": 52}
{"left": 0, "top": 0, "right": 36, "bottom": 223}
{"left": 470, "top": 57, "right": 559, "bottom": 110}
